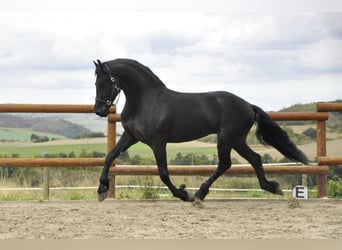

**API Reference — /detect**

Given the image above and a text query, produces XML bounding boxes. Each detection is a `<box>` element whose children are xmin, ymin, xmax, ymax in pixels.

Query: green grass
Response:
<box><xmin>0</xmin><ymin>143</ymin><xmax>106</xmax><ymax>157</ymax></box>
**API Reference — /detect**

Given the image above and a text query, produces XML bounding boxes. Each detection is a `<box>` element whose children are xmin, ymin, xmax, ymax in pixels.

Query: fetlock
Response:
<box><xmin>195</xmin><ymin>187</ymin><xmax>209</xmax><ymax>201</ymax></box>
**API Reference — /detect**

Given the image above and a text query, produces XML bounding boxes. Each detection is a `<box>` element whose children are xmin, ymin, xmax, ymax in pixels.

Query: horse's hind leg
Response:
<box><xmin>194</xmin><ymin>138</ymin><xmax>232</xmax><ymax>201</ymax></box>
<box><xmin>233</xmin><ymin>140</ymin><xmax>283</xmax><ymax>195</ymax></box>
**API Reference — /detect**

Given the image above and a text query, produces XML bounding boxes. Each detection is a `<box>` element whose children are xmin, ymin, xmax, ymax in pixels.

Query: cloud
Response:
<box><xmin>0</xmin><ymin>9</ymin><xmax>341</xmax><ymax>111</ymax></box>
<box><xmin>297</xmin><ymin>39</ymin><xmax>342</xmax><ymax>72</ymax></box>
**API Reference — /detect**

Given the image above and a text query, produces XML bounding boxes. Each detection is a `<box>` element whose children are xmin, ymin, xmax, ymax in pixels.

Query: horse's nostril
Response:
<box><xmin>95</xmin><ymin>109</ymin><xmax>109</xmax><ymax>117</ymax></box>
<box><xmin>95</xmin><ymin>109</ymin><xmax>103</xmax><ymax>116</ymax></box>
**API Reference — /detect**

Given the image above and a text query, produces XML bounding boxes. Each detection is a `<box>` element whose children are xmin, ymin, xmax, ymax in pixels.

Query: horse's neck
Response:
<box><xmin>111</xmin><ymin>61</ymin><xmax>165</xmax><ymax>110</ymax></box>
<box><xmin>123</xmin><ymin>82</ymin><xmax>162</xmax><ymax>108</ymax></box>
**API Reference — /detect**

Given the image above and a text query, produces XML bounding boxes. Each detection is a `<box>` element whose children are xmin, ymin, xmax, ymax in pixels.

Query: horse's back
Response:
<box><xmin>171</xmin><ymin>90</ymin><xmax>254</xmax><ymax>121</ymax></box>
<box><xmin>158</xmin><ymin>89</ymin><xmax>255</xmax><ymax>142</ymax></box>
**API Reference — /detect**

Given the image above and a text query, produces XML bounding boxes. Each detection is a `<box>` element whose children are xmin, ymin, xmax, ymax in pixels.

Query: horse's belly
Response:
<box><xmin>166</xmin><ymin>118</ymin><xmax>217</xmax><ymax>143</ymax></box>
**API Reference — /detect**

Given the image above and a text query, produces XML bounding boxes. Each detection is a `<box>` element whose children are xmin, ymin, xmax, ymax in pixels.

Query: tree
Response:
<box><xmin>302</xmin><ymin>127</ymin><xmax>316</xmax><ymax>139</ymax></box>
<box><xmin>116</xmin><ymin>151</ymin><xmax>130</xmax><ymax>164</ymax></box>
<box><xmin>30</xmin><ymin>133</ymin><xmax>49</xmax><ymax>143</ymax></box>
<box><xmin>262</xmin><ymin>153</ymin><xmax>274</xmax><ymax>163</ymax></box>
<box><xmin>68</xmin><ymin>151</ymin><xmax>76</xmax><ymax>158</ymax></box>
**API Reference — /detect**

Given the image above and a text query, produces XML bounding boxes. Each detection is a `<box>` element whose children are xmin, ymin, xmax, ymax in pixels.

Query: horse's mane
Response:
<box><xmin>109</xmin><ymin>58</ymin><xmax>166</xmax><ymax>88</ymax></box>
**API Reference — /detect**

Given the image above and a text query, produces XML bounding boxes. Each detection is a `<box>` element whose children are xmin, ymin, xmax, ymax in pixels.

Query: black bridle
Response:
<box><xmin>95</xmin><ymin>64</ymin><xmax>121</xmax><ymax>106</ymax></box>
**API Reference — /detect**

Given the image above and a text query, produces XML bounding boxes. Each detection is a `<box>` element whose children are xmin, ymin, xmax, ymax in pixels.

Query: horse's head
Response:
<box><xmin>93</xmin><ymin>59</ymin><xmax>121</xmax><ymax>117</ymax></box>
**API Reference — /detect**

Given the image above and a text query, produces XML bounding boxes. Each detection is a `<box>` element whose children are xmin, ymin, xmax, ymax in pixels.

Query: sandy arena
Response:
<box><xmin>0</xmin><ymin>199</ymin><xmax>341</xmax><ymax>239</ymax></box>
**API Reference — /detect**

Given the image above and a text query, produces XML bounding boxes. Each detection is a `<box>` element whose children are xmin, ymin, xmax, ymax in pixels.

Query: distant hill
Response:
<box><xmin>0</xmin><ymin>114</ymin><xmax>37</xmax><ymax>128</ymax></box>
<box><xmin>0</xmin><ymin>114</ymin><xmax>91</xmax><ymax>138</ymax></box>
<box><xmin>279</xmin><ymin>103</ymin><xmax>316</xmax><ymax>112</ymax></box>
<box><xmin>279</xmin><ymin>100</ymin><xmax>341</xmax><ymax>113</ymax></box>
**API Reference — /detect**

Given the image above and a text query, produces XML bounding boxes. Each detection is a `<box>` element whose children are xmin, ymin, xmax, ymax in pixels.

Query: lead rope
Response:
<box><xmin>114</xmin><ymin>90</ymin><xmax>121</xmax><ymax>106</ymax></box>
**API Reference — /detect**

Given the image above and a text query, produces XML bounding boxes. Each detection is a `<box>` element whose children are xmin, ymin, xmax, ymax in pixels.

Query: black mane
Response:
<box><xmin>108</xmin><ymin>58</ymin><xmax>166</xmax><ymax>88</ymax></box>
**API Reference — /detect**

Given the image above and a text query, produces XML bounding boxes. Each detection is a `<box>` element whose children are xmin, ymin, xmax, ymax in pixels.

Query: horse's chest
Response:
<box><xmin>121</xmin><ymin>117</ymin><xmax>155</xmax><ymax>143</ymax></box>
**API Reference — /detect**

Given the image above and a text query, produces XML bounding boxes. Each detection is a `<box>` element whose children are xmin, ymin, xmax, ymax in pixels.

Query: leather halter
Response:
<box><xmin>95</xmin><ymin>64</ymin><xmax>121</xmax><ymax>106</ymax></box>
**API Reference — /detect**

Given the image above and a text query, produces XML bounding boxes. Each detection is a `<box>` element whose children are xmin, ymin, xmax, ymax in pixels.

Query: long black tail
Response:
<box><xmin>252</xmin><ymin>105</ymin><xmax>309</xmax><ymax>164</ymax></box>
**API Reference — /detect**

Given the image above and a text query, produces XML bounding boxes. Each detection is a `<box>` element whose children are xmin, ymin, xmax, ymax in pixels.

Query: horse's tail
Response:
<box><xmin>252</xmin><ymin>105</ymin><xmax>309</xmax><ymax>164</ymax></box>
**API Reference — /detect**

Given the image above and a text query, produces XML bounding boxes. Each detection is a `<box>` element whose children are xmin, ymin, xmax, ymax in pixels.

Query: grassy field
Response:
<box><xmin>0</xmin><ymin>139</ymin><xmax>107</xmax><ymax>157</ymax></box>
<box><xmin>1</xmin><ymin>124</ymin><xmax>341</xmax><ymax>161</ymax></box>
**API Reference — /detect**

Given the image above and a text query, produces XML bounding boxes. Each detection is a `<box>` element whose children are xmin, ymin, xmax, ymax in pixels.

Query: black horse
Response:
<box><xmin>94</xmin><ymin>58</ymin><xmax>308</xmax><ymax>202</ymax></box>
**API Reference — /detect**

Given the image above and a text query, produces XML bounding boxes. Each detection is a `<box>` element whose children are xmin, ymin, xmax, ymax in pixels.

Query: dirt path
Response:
<box><xmin>0</xmin><ymin>199</ymin><xmax>341</xmax><ymax>239</ymax></box>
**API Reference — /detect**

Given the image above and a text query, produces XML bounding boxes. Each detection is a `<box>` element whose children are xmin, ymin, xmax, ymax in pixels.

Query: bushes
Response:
<box><xmin>169</xmin><ymin>152</ymin><xmax>239</xmax><ymax>165</ymax></box>
<box><xmin>116</xmin><ymin>151</ymin><xmax>239</xmax><ymax>166</ymax></box>
<box><xmin>31</xmin><ymin>133</ymin><xmax>49</xmax><ymax>143</ymax></box>
<box><xmin>327</xmin><ymin>166</ymin><xmax>342</xmax><ymax>197</ymax></box>
<box><xmin>170</xmin><ymin>152</ymin><xmax>211</xmax><ymax>165</ymax></box>
<box><xmin>328</xmin><ymin>180</ymin><xmax>342</xmax><ymax>198</ymax></box>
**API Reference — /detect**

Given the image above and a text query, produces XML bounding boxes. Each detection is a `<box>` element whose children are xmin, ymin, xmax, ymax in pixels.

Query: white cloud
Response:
<box><xmin>297</xmin><ymin>39</ymin><xmax>342</xmax><ymax>71</ymax></box>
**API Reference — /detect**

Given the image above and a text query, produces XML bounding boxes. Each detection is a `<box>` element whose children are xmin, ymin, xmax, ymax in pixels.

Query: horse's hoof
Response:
<box><xmin>187</xmin><ymin>192</ymin><xmax>195</xmax><ymax>202</ymax></box>
<box><xmin>276</xmin><ymin>188</ymin><xmax>284</xmax><ymax>195</ymax></box>
<box><xmin>178</xmin><ymin>185</ymin><xmax>194</xmax><ymax>202</ymax></box>
<box><xmin>194</xmin><ymin>187</ymin><xmax>209</xmax><ymax>201</ymax></box>
<box><xmin>98</xmin><ymin>191</ymin><xmax>108</xmax><ymax>202</ymax></box>
<box><xmin>179</xmin><ymin>184</ymin><xmax>186</xmax><ymax>190</ymax></box>
<box><xmin>192</xmin><ymin>197</ymin><xmax>204</xmax><ymax>209</ymax></box>
<box><xmin>269</xmin><ymin>181</ymin><xmax>283</xmax><ymax>195</ymax></box>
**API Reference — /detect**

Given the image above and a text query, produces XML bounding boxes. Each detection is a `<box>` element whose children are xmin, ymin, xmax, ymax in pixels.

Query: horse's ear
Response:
<box><xmin>93</xmin><ymin>59</ymin><xmax>102</xmax><ymax>67</ymax></box>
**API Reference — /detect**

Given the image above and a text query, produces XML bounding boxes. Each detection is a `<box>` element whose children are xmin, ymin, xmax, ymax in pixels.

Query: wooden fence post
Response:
<box><xmin>43</xmin><ymin>167</ymin><xmax>50</xmax><ymax>200</ymax></box>
<box><xmin>316</xmin><ymin>119</ymin><xmax>327</xmax><ymax>198</ymax></box>
<box><xmin>107</xmin><ymin>111</ymin><xmax>117</xmax><ymax>198</ymax></box>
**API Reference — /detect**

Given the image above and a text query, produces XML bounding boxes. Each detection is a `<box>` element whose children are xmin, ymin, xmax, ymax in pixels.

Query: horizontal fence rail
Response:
<box><xmin>0</xmin><ymin>104</ymin><xmax>114</xmax><ymax>113</ymax></box>
<box><xmin>268</xmin><ymin>112</ymin><xmax>328</xmax><ymax>121</ymax></box>
<box><xmin>109</xmin><ymin>164</ymin><xmax>329</xmax><ymax>175</ymax></box>
<box><xmin>318</xmin><ymin>157</ymin><xmax>342</xmax><ymax>165</ymax></box>
<box><xmin>1</xmin><ymin>102</ymin><xmax>341</xmax><ymax>199</ymax></box>
<box><xmin>0</xmin><ymin>104</ymin><xmax>329</xmax><ymax>121</ymax></box>
<box><xmin>317</xmin><ymin>102</ymin><xmax>342</xmax><ymax>112</ymax></box>
<box><xmin>0</xmin><ymin>159</ymin><xmax>329</xmax><ymax>175</ymax></box>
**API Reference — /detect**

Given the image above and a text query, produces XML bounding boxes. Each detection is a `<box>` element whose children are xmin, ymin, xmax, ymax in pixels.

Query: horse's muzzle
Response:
<box><xmin>94</xmin><ymin>104</ymin><xmax>109</xmax><ymax>117</ymax></box>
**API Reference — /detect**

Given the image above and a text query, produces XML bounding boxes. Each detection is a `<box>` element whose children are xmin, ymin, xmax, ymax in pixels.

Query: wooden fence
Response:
<box><xmin>0</xmin><ymin>102</ymin><xmax>341</xmax><ymax>199</ymax></box>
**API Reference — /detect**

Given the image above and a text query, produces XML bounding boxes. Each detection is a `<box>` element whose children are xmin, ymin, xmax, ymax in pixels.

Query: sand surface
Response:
<box><xmin>0</xmin><ymin>199</ymin><xmax>341</xmax><ymax>239</ymax></box>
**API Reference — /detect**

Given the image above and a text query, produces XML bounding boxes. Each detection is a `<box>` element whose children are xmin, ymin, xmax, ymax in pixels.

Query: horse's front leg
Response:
<box><xmin>98</xmin><ymin>132</ymin><xmax>137</xmax><ymax>201</ymax></box>
<box><xmin>152</xmin><ymin>142</ymin><xmax>194</xmax><ymax>202</ymax></box>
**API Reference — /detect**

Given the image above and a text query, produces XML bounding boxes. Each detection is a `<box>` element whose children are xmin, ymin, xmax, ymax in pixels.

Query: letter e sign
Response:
<box><xmin>292</xmin><ymin>185</ymin><xmax>308</xmax><ymax>199</ymax></box>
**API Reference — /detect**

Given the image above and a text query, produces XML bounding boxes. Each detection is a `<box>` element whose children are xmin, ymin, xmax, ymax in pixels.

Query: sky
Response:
<box><xmin>0</xmin><ymin>0</ymin><xmax>341</xmax><ymax>112</ymax></box>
